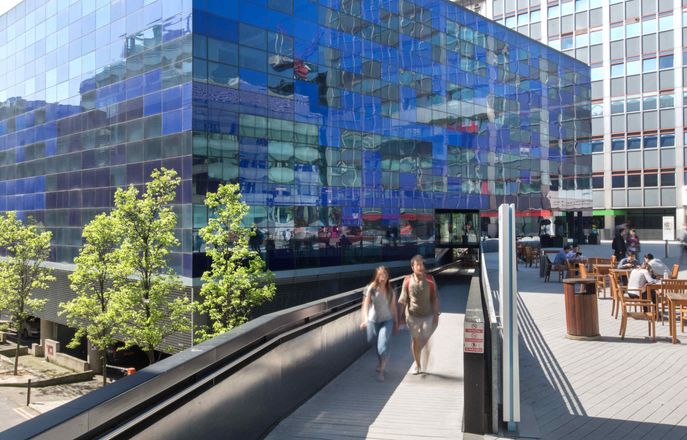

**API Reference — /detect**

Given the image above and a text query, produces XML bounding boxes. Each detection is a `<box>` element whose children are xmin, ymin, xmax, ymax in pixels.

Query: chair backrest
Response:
<box><xmin>610</xmin><ymin>255</ymin><xmax>617</xmax><ymax>266</ymax></box>
<box><xmin>578</xmin><ymin>263</ymin><xmax>588</xmax><ymax>278</ymax></box>
<box><xmin>661</xmin><ymin>279</ymin><xmax>687</xmax><ymax>296</ymax></box>
<box><xmin>609</xmin><ymin>272</ymin><xmax>624</xmax><ymax>306</ymax></box>
<box><xmin>671</xmin><ymin>263</ymin><xmax>679</xmax><ymax>279</ymax></box>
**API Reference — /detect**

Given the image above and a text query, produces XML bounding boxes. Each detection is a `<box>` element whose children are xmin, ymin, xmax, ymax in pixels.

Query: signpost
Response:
<box><xmin>499</xmin><ymin>204</ymin><xmax>520</xmax><ymax>433</ymax></box>
<box><xmin>663</xmin><ymin>216</ymin><xmax>675</xmax><ymax>258</ymax></box>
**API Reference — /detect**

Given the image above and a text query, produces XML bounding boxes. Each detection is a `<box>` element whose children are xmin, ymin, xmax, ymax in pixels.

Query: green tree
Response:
<box><xmin>60</xmin><ymin>213</ymin><xmax>124</xmax><ymax>386</ymax></box>
<box><xmin>0</xmin><ymin>212</ymin><xmax>53</xmax><ymax>375</ymax></box>
<box><xmin>195</xmin><ymin>183</ymin><xmax>275</xmax><ymax>343</ymax></box>
<box><xmin>110</xmin><ymin>168</ymin><xmax>192</xmax><ymax>364</ymax></box>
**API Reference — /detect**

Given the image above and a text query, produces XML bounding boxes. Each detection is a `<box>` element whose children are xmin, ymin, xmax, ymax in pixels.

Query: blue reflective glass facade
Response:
<box><xmin>0</xmin><ymin>0</ymin><xmax>590</xmax><ymax>278</ymax></box>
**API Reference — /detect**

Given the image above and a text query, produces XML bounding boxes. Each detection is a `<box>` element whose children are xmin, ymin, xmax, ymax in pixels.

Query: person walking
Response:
<box><xmin>398</xmin><ymin>255</ymin><xmax>440</xmax><ymax>375</ymax></box>
<box><xmin>626</xmin><ymin>229</ymin><xmax>640</xmax><ymax>254</ymax></box>
<box><xmin>612</xmin><ymin>228</ymin><xmax>627</xmax><ymax>262</ymax></box>
<box><xmin>360</xmin><ymin>266</ymin><xmax>398</xmax><ymax>381</ymax></box>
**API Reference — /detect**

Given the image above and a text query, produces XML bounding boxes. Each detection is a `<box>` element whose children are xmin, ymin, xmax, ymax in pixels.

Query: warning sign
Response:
<box><xmin>464</xmin><ymin>322</ymin><xmax>484</xmax><ymax>354</ymax></box>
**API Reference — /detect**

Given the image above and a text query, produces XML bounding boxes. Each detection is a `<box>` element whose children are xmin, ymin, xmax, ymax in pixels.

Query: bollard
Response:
<box><xmin>26</xmin><ymin>378</ymin><xmax>31</xmax><ymax>406</ymax></box>
<box><xmin>665</xmin><ymin>240</ymin><xmax>669</xmax><ymax>259</ymax></box>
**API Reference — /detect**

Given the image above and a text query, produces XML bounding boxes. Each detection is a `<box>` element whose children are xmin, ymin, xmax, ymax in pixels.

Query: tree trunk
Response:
<box><xmin>13</xmin><ymin>334</ymin><xmax>20</xmax><ymax>375</ymax></box>
<box><xmin>145</xmin><ymin>349</ymin><xmax>155</xmax><ymax>365</ymax></box>
<box><xmin>101</xmin><ymin>351</ymin><xmax>107</xmax><ymax>387</ymax></box>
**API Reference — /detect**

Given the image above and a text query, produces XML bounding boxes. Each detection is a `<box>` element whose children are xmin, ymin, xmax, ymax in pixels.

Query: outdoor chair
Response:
<box><xmin>544</xmin><ymin>258</ymin><xmax>564</xmax><ymax>282</ymax></box>
<box><xmin>610</xmin><ymin>272</ymin><xmax>656</xmax><ymax>341</ymax></box>
<box><xmin>659</xmin><ymin>279</ymin><xmax>687</xmax><ymax>328</ymax></box>
<box><xmin>610</xmin><ymin>255</ymin><xmax>617</xmax><ymax>267</ymax></box>
<box><xmin>565</xmin><ymin>260</ymin><xmax>580</xmax><ymax>278</ymax></box>
<box><xmin>671</xmin><ymin>263</ymin><xmax>680</xmax><ymax>279</ymax></box>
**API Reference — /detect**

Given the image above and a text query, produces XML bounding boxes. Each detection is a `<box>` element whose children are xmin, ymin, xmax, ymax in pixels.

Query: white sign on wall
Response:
<box><xmin>463</xmin><ymin>322</ymin><xmax>484</xmax><ymax>354</ymax></box>
<box><xmin>663</xmin><ymin>216</ymin><xmax>675</xmax><ymax>241</ymax></box>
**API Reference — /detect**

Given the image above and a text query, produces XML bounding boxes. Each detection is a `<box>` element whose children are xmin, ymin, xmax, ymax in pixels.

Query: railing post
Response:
<box><xmin>499</xmin><ymin>204</ymin><xmax>520</xmax><ymax>433</ymax></box>
<box><xmin>463</xmin><ymin>276</ymin><xmax>487</xmax><ymax>434</ymax></box>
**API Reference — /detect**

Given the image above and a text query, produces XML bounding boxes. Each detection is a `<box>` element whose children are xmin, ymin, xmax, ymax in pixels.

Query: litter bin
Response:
<box><xmin>562</xmin><ymin>277</ymin><xmax>599</xmax><ymax>340</ymax></box>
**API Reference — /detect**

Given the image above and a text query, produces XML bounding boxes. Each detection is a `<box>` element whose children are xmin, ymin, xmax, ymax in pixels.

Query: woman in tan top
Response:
<box><xmin>399</xmin><ymin>255</ymin><xmax>440</xmax><ymax>375</ymax></box>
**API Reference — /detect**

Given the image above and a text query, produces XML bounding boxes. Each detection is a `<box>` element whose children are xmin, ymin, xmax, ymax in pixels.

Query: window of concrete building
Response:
<box><xmin>659</xmin><ymin>94</ymin><xmax>674</xmax><ymax>108</ymax></box>
<box><xmin>562</xmin><ymin>1</ymin><xmax>574</xmax><ymax>15</ymax></box>
<box><xmin>613</xmin><ymin>190</ymin><xmax>626</xmax><ymax>207</ymax></box>
<box><xmin>644</xmin><ymin>151</ymin><xmax>658</xmax><ymax>169</ymax></box>
<box><xmin>494</xmin><ymin>0</ymin><xmax>504</xmax><ymax>15</ymax></box>
<box><xmin>575</xmin><ymin>12</ymin><xmax>587</xmax><ymax>32</ymax></box>
<box><xmin>642</xmin><ymin>0</ymin><xmax>657</xmax><ymax>15</ymax></box>
<box><xmin>611</xmin><ymin>100</ymin><xmax>624</xmax><ymax>114</ymax></box>
<box><xmin>612</xmin><ymin>152</ymin><xmax>626</xmax><ymax>170</ymax></box>
<box><xmin>661</xmin><ymin>172</ymin><xmax>675</xmax><ymax>186</ymax></box>
<box><xmin>644</xmin><ymin>57</ymin><xmax>657</xmax><ymax>71</ymax></box>
<box><xmin>611</xmin><ymin>63</ymin><xmax>624</xmax><ymax>77</ymax></box>
<box><xmin>626</xmin><ymin>38</ymin><xmax>641</xmax><ymax>59</ymax></box>
<box><xmin>661</xmin><ymin>188</ymin><xmax>676</xmax><ymax>205</ymax></box>
<box><xmin>659</xmin><ymin>54</ymin><xmax>673</xmax><ymax>69</ymax></box>
<box><xmin>626</xmin><ymin>0</ymin><xmax>640</xmax><ymax>18</ymax></box>
<box><xmin>659</xmin><ymin>70</ymin><xmax>674</xmax><ymax>89</ymax></box>
<box><xmin>592</xmin><ymin>174</ymin><xmax>604</xmax><ymax>188</ymax></box>
<box><xmin>592</xmin><ymin>81</ymin><xmax>604</xmax><ymax>100</ymax></box>
<box><xmin>531</xmin><ymin>23</ymin><xmax>541</xmax><ymax>40</ymax></box>
<box><xmin>645</xmin><ymin>188</ymin><xmax>660</xmax><ymax>205</ymax></box>
<box><xmin>643</xmin><ymin>73</ymin><xmax>657</xmax><ymax>92</ymax></box>
<box><xmin>548</xmin><ymin>18</ymin><xmax>559</xmax><ymax>37</ymax></box>
<box><xmin>518</xmin><ymin>13</ymin><xmax>528</xmax><ymax>26</ymax></box>
<box><xmin>626</xmin><ymin>76</ymin><xmax>641</xmax><ymax>96</ymax></box>
<box><xmin>628</xmin><ymin>189</ymin><xmax>643</xmax><ymax>206</ymax></box>
<box><xmin>645</xmin><ymin>136</ymin><xmax>658</xmax><ymax>149</ymax></box>
<box><xmin>590</xmin><ymin>44</ymin><xmax>603</xmax><ymax>64</ymax></box>
<box><xmin>518</xmin><ymin>25</ymin><xmax>529</xmax><ymax>35</ymax></box>
<box><xmin>644</xmin><ymin>173</ymin><xmax>658</xmax><ymax>186</ymax></box>
<box><xmin>592</xmin><ymin>190</ymin><xmax>605</xmax><ymax>207</ymax></box>
<box><xmin>561</xmin><ymin>15</ymin><xmax>574</xmax><ymax>34</ymax></box>
<box><xmin>505</xmin><ymin>0</ymin><xmax>516</xmax><ymax>14</ymax></box>
<box><xmin>592</xmin><ymin>156</ymin><xmax>605</xmax><ymax>172</ymax></box>
<box><xmin>658</xmin><ymin>0</ymin><xmax>673</xmax><ymax>13</ymax></box>
<box><xmin>611</xmin><ymin>26</ymin><xmax>624</xmax><ymax>41</ymax></box>
<box><xmin>643</xmin><ymin>34</ymin><xmax>657</xmax><ymax>53</ymax></box>
<box><xmin>612</xmin><ymin>115</ymin><xmax>626</xmax><ymax>132</ymax></box>
<box><xmin>589</xmin><ymin>8</ymin><xmax>602</xmax><ymax>28</ymax></box>
<box><xmin>628</xmin><ymin>174</ymin><xmax>642</xmax><ymax>187</ymax></box>
<box><xmin>628</xmin><ymin>137</ymin><xmax>642</xmax><ymax>150</ymax></box>
<box><xmin>562</xmin><ymin>36</ymin><xmax>574</xmax><ymax>50</ymax></box>
<box><xmin>590</xmin><ymin>30</ymin><xmax>602</xmax><ymax>44</ymax></box>
<box><xmin>612</xmin><ymin>174</ymin><xmax>625</xmax><ymax>188</ymax></box>
<box><xmin>627</xmin><ymin>97</ymin><xmax>641</xmax><ymax>112</ymax></box>
<box><xmin>577</xmin><ymin>33</ymin><xmax>589</xmax><ymax>47</ymax></box>
<box><xmin>612</xmin><ymin>78</ymin><xmax>625</xmax><ymax>96</ymax></box>
<box><xmin>611</xmin><ymin>41</ymin><xmax>624</xmax><ymax>60</ymax></box>
<box><xmin>592</xmin><ymin>117</ymin><xmax>604</xmax><ymax>135</ymax></box>
<box><xmin>660</xmin><ymin>109</ymin><xmax>674</xmax><ymax>129</ymax></box>
<box><xmin>626</xmin><ymin>113</ymin><xmax>642</xmax><ymax>131</ymax></box>
<box><xmin>612</xmin><ymin>138</ymin><xmax>626</xmax><ymax>151</ymax></box>
<box><xmin>644</xmin><ymin>95</ymin><xmax>657</xmax><ymax>109</ymax></box>
<box><xmin>610</xmin><ymin>3</ymin><xmax>624</xmax><ymax>22</ymax></box>
<box><xmin>531</xmin><ymin>10</ymin><xmax>541</xmax><ymax>22</ymax></box>
<box><xmin>575</xmin><ymin>49</ymin><xmax>588</xmax><ymax>63</ymax></box>
<box><xmin>659</xmin><ymin>31</ymin><xmax>674</xmax><ymax>51</ymax></box>
<box><xmin>643</xmin><ymin>111</ymin><xmax>658</xmax><ymax>130</ymax></box>
<box><xmin>548</xmin><ymin>4</ymin><xmax>559</xmax><ymax>17</ymax></box>
<box><xmin>591</xmin><ymin>103</ymin><xmax>603</xmax><ymax>117</ymax></box>
<box><xmin>660</xmin><ymin>134</ymin><xmax>675</xmax><ymax>147</ymax></box>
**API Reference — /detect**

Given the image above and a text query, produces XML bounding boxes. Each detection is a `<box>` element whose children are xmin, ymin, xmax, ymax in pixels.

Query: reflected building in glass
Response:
<box><xmin>0</xmin><ymin>0</ymin><xmax>590</xmax><ymax>345</ymax></box>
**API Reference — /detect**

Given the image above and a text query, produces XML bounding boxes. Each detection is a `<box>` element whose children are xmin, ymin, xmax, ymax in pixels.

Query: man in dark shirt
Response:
<box><xmin>612</xmin><ymin>228</ymin><xmax>627</xmax><ymax>262</ymax></box>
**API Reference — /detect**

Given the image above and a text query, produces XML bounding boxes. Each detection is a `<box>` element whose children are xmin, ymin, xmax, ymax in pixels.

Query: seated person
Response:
<box><xmin>644</xmin><ymin>253</ymin><xmax>669</xmax><ymax>278</ymax></box>
<box><xmin>553</xmin><ymin>245</ymin><xmax>571</xmax><ymax>266</ymax></box>
<box><xmin>617</xmin><ymin>252</ymin><xmax>640</xmax><ymax>269</ymax></box>
<box><xmin>566</xmin><ymin>245</ymin><xmax>586</xmax><ymax>264</ymax></box>
<box><xmin>627</xmin><ymin>262</ymin><xmax>658</xmax><ymax>302</ymax></box>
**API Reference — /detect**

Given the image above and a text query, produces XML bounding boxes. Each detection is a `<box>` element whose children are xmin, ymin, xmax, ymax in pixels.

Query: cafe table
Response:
<box><xmin>666</xmin><ymin>291</ymin><xmax>687</xmax><ymax>344</ymax></box>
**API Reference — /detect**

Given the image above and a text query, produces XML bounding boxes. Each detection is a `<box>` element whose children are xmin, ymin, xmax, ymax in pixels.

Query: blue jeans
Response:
<box><xmin>367</xmin><ymin>319</ymin><xmax>393</xmax><ymax>359</ymax></box>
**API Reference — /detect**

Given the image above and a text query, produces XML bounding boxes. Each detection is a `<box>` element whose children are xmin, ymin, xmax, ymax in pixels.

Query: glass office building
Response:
<box><xmin>480</xmin><ymin>0</ymin><xmax>687</xmax><ymax>239</ymax></box>
<box><xmin>0</xmin><ymin>0</ymin><xmax>591</xmax><ymax>279</ymax></box>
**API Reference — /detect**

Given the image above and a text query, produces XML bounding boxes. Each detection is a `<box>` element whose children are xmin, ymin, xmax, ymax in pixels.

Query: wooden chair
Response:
<box><xmin>610</xmin><ymin>272</ymin><xmax>657</xmax><ymax>341</ymax></box>
<box><xmin>658</xmin><ymin>279</ymin><xmax>687</xmax><ymax>328</ymax></box>
<box><xmin>671</xmin><ymin>263</ymin><xmax>679</xmax><ymax>279</ymax></box>
<box><xmin>610</xmin><ymin>255</ymin><xmax>617</xmax><ymax>267</ymax></box>
<box><xmin>565</xmin><ymin>260</ymin><xmax>580</xmax><ymax>278</ymax></box>
<box><xmin>545</xmin><ymin>259</ymin><xmax>564</xmax><ymax>282</ymax></box>
<box><xmin>578</xmin><ymin>263</ymin><xmax>592</xmax><ymax>279</ymax></box>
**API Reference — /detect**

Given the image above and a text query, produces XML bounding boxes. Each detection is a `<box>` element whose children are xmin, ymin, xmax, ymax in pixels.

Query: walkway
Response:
<box><xmin>486</xmin><ymin>245</ymin><xmax>687</xmax><ymax>440</ymax></box>
<box><xmin>266</xmin><ymin>271</ymin><xmax>468</xmax><ymax>440</ymax></box>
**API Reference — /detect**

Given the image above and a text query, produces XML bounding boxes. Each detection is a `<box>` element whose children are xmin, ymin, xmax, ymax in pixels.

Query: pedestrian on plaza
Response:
<box><xmin>399</xmin><ymin>255</ymin><xmax>440</xmax><ymax>375</ymax></box>
<box><xmin>626</xmin><ymin>229</ymin><xmax>641</xmax><ymax>254</ymax></box>
<box><xmin>360</xmin><ymin>266</ymin><xmax>398</xmax><ymax>381</ymax></box>
<box><xmin>612</xmin><ymin>228</ymin><xmax>627</xmax><ymax>262</ymax></box>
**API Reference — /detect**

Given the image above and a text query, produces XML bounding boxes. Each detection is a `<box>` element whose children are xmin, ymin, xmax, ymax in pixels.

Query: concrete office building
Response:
<box><xmin>468</xmin><ymin>0</ymin><xmax>687</xmax><ymax>239</ymax></box>
<box><xmin>0</xmin><ymin>0</ymin><xmax>590</xmax><ymax>352</ymax></box>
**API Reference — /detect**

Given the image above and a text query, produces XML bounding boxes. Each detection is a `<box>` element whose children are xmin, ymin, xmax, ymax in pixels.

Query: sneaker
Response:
<box><xmin>412</xmin><ymin>365</ymin><xmax>422</xmax><ymax>375</ymax></box>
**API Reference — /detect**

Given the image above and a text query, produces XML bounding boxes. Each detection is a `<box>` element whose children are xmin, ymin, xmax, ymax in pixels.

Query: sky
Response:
<box><xmin>0</xmin><ymin>0</ymin><xmax>22</xmax><ymax>16</ymax></box>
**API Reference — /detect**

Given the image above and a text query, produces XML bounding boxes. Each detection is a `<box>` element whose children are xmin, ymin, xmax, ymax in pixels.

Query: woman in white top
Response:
<box><xmin>360</xmin><ymin>266</ymin><xmax>398</xmax><ymax>381</ymax></box>
<box><xmin>627</xmin><ymin>262</ymin><xmax>657</xmax><ymax>298</ymax></box>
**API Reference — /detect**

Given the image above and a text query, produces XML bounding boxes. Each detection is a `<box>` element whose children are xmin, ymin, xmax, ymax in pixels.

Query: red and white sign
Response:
<box><xmin>464</xmin><ymin>322</ymin><xmax>484</xmax><ymax>354</ymax></box>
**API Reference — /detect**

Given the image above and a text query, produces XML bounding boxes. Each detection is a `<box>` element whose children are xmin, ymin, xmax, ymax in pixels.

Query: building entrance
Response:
<box><xmin>435</xmin><ymin>210</ymin><xmax>480</xmax><ymax>248</ymax></box>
